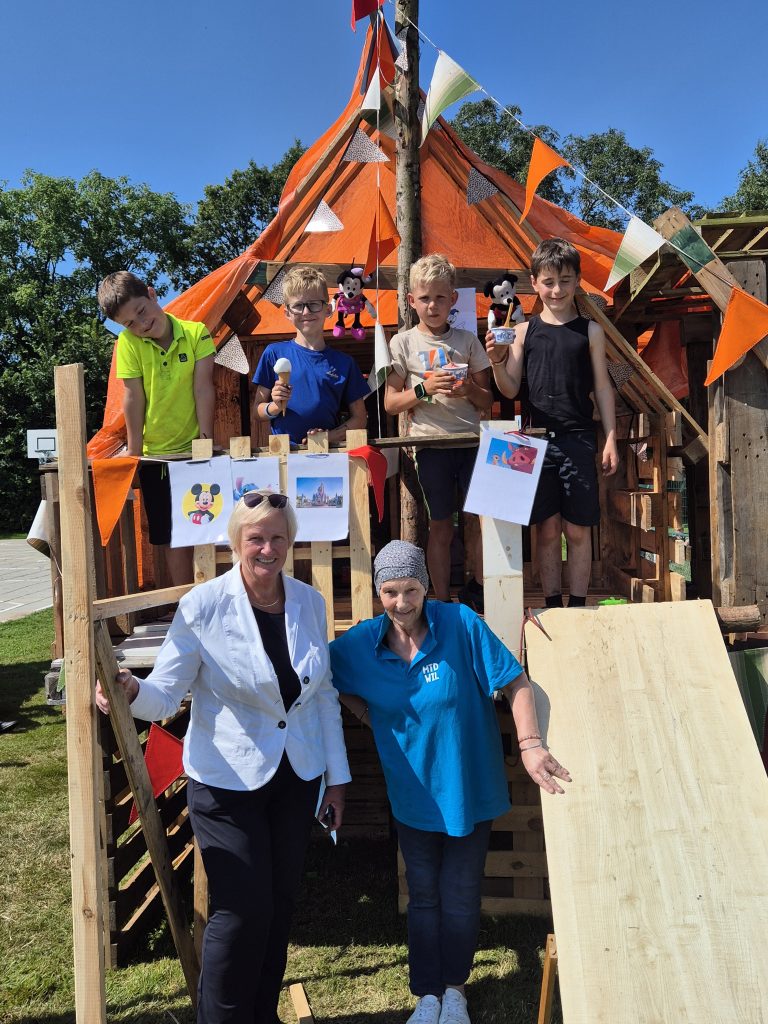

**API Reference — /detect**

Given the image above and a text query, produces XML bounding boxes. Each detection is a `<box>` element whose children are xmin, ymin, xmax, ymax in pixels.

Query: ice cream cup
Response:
<box><xmin>444</xmin><ymin>362</ymin><xmax>469</xmax><ymax>381</ymax></box>
<box><xmin>490</xmin><ymin>326</ymin><xmax>516</xmax><ymax>346</ymax></box>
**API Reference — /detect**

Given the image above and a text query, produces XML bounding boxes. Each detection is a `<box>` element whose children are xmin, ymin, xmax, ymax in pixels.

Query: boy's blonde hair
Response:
<box><xmin>97</xmin><ymin>271</ymin><xmax>150</xmax><ymax>320</ymax></box>
<box><xmin>282</xmin><ymin>266</ymin><xmax>329</xmax><ymax>304</ymax></box>
<box><xmin>409</xmin><ymin>253</ymin><xmax>456</xmax><ymax>291</ymax></box>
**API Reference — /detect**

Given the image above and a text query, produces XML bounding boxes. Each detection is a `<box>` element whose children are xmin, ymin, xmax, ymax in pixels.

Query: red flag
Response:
<box><xmin>351</xmin><ymin>0</ymin><xmax>383</xmax><ymax>30</ymax></box>
<box><xmin>705</xmin><ymin>286</ymin><xmax>768</xmax><ymax>385</ymax></box>
<box><xmin>364</xmin><ymin>190</ymin><xmax>400</xmax><ymax>276</ymax></box>
<box><xmin>349</xmin><ymin>445</ymin><xmax>387</xmax><ymax>522</ymax></box>
<box><xmin>521</xmin><ymin>138</ymin><xmax>569</xmax><ymax>222</ymax></box>
<box><xmin>128</xmin><ymin>723</ymin><xmax>184</xmax><ymax>826</ymax></box>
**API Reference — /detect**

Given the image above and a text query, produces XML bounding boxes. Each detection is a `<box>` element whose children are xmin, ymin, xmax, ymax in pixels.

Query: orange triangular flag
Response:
<box><xmin>521</xmin><ymin>138</ymin><xmax>569</xmax><ymax>222</ymax></box>
<box><xmin>92</xmin><ymin>456</ymin><xmax>139</xmax><ymax>547</ymax></box>
<box><xmin>705</xmin><ymin>287</ymin><xmax>768</xmax><ymax>385</ymax></box>
<box><xmin>364</xmin><ymin>190</ymin><xmax>400</xmax><ymax>276</ymax></box>
<box><xmin>128</xmin><ymin>724</ymin><xmax>184</xmax><ymax>825</ymax></box>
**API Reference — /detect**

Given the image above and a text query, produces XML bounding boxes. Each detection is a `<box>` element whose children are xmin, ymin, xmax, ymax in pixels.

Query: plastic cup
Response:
<box><xmin>490</xmin><ymin>326</ymin><xmax>516</xmax><ymax>345</ymax></box>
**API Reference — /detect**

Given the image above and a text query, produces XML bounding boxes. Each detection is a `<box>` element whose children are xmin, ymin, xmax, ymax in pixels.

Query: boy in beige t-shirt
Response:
<box><xmin>385</xmin><ymin>254</ymin><xmax>492</xmax><ymax>606</ymax></box>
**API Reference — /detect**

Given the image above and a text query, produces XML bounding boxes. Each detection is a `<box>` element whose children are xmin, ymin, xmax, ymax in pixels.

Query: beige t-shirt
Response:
<box><xmin>388</xmin><ymin>325</ymin><xmax>490</xmax><ymax>448</ymax></box>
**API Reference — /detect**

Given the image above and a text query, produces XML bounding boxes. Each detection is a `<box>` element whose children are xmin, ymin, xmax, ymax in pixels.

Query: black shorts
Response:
<box><xmin>530</xmin><ymin>431</ymin><xmax>600</xmax><ymax>527</ymax></box>
<box><xmin>138</xmin><ymin>461</ymin><xmax>172</xmax><ymax>545</ymax></box>
<box><xmin>415</xmin><ymin>446</ymin><xmax>477</xmax><ymax>521</ymax></box>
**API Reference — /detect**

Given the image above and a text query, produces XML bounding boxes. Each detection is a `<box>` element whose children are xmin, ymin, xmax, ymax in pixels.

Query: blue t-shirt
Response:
<box><xmin>330</xmin><ymin>601</ymin><xmax>523</xmax><ymax>836</ymax></box>
<box><xmin>253</xmin><ymin>339</ymin><xmax>369</xmax><ymax>446</ymax></box>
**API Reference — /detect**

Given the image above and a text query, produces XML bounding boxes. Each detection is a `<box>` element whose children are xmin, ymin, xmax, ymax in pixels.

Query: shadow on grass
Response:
<box><xmin>0</xmin><ymin>658</ymin><xmax>53</xmax><ymax>730</ymax></box>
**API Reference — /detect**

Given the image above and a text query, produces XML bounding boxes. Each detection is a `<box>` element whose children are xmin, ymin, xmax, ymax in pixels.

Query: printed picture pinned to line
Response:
<box><xmin>168</xmin><ymin>455</ymin><xmax>234</xmax><ymax>547</ymax></box>
<box><xmin>486</xmin><ymin>436</ymin><xmax>538</xmax><ymax>475</ymax></box>
<box><xmin>464</xmin><ymin>427</ymin><xmax>548</xmax><ymax>526</ymax></box>
<box><xmin>287</xmin><ymin>453</ymin><xmax>350</xmax><ymax>541</ymax></box>
<box><xmin>231</xmin><ymin>456</ymin><xmax>281</xmax><ymax>502</ymax></box>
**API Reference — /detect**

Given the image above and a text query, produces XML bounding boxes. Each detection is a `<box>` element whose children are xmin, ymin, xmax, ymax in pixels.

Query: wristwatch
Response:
<box><xmin>414</xmin><ymin>381</ymin><xmax>431</xmax><ymax>402</ymax></box>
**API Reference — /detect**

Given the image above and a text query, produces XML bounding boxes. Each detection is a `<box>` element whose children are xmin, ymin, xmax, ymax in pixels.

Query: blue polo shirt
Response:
<box><xmin>330</xmin><ymin>601</ymin><xmax>522</xmax><ymax>836</ymax></box>
<box><xmin>253</xmin><ymin>339</ymin><xmax>369</xmax><ymax>446</ymax></box>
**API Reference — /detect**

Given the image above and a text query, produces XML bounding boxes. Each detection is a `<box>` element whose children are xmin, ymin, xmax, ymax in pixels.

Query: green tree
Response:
<box><xmin>561</xmin><ymin>128</ymin><xmax>696</xmax><ymax>230</ymax></box>
<box><xmin>187</xmin><ymin>141</ymin><xmax>306</xmax><ymax>280</ymax></box>
<box><xmin>721</xmin><ymin>140</ymin><xmax>768</xmax><ymax>211</ymax></box>
<box><xmin>0</xmin><ymin>171</ymin><xmax>191</xmax><ymax>530</ymax></box>
<box><xmin>451</xmin><ymin>99</ymin><xmax>569</xmax><ymax>207</ymax></box>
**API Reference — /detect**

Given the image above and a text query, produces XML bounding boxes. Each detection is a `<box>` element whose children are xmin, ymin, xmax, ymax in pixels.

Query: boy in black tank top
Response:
<box><xmin>485</xmin><ymin>238</ymin><xmax>618</xmax><ymax>607</ymax></box>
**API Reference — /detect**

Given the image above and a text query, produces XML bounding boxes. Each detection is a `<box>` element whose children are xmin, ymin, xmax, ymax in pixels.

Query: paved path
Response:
<box><xmin>0</xmin><ymin>539</ymin><xmax>53</xmax><ymax>622</ymax></box>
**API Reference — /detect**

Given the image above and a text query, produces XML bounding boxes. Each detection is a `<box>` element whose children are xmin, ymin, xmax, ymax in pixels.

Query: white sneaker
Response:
<box><xmin>439</xmin><ymin>988</ymin><xmax>470</xmax><ymax>1024</ymax></box>
<box><xmin>406</xmin><ymin>994</ymin><xmax>442</xmax><ymax>1024</ymax></box>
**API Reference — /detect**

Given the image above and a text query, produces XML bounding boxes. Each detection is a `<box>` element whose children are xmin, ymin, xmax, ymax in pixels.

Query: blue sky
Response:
<box><xmin>1</xmin><ymin>0</ymin><xmax>765</xmax><ymax>214</ymax></box>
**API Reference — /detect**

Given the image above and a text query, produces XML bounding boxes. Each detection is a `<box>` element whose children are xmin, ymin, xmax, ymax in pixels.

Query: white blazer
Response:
<box><xmin>130</xmin><ymin>566</ymin><xmax>351</xmax><ymax>791</ymax></box>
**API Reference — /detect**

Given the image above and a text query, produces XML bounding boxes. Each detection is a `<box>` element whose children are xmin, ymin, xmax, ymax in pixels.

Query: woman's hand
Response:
<box><xmin>95</xmin><ymin>669</ymin><xmax>140</xmax><ymax>715</ymax></box>
<box><xmin>317</xmin><ymin>783</ymin><xmax>346</xmax><ymax>830</ymax></box>
<box><xmin>520</xmin><ymin>746</ymin><xmax>571</xmax><ymax>795</ymax></box>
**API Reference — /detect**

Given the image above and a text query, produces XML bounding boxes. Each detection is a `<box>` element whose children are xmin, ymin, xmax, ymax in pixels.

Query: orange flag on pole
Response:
<box><xmin>364</xmin><ymin>190</ymin><xmax>400</xmax><ymax>276</ymax></box>
<box><xmin>92</xmin><ymin>456</ymin><xmax>139</xmax><ymax>547</ymax></box>
<box><xmin>521</xmin><ymin>138</ymin><xmax>569</xmax><ymax>222</ymax></box>
<box><xmin>705</xmin><ymin>286</ymin><xmax>768</xmax><ymax>385</ymax></box>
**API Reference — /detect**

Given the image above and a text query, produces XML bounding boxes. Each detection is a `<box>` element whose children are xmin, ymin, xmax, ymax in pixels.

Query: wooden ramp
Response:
<box><xmin>525</xmin><ymin>601</ymin><xmax>768</xmax><ymax>1024</ymax></box>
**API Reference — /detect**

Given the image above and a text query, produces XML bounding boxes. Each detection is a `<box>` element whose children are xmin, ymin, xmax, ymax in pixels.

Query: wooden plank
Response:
<box><xmin>606</xmin><ymin>490</ymin><xmax>660</xmax><ymax>531</ymax></box>
<box><xmin>116</xmin><ymin>498</ymin><xmax>139</xmax><ymax>636</ymax></box>
<box><xmin>43</xmin><ymin>469</ymin><xmax>65</xmax><ymax>659</ymax></box>
<box><xmin>191</xmin><ymin>439</ymin><xmax>217</xmax><ymax>585</ymax></box>
<box><xmin>397</xmin><ymin>894</ymin><xmax>552</xmax><ymax>917</ymax></box>
<box><xmin>525</xmin><ymin>602</ymin><xmax>768</xmax><ymax>1022</ymax></box>
<box><xmin>607</xmin><ymin>565</ymin><xmax>657</xmax><ymax>603</ymax></box>
<box><xmin>54</xmin><ymin>363</ymin><xmax>107</xmax><ymax>1024</ymax></box>
<box><xmin>93</xmin><ymin>584</ymin><xmax>194</xmax><ymax>621</ymax></box>
<box><xmin>257</xmin><ymin>261</ymin><xmax>534</xmax><ymax>294</ymax></box>
<box><xmin>537</xmin><ymin>934</ymin><xmax>558</xmax><ymax>1024</ymax></box>
<box><xmin>269</xmin><ymin>434</ymin><xmax>293</xmax><ymax>576</ymax></box>
<box><xmin>289</xmin><ymin>982</ymin><xmax>316</xmax><ymax>1024</ymax></box>
<box><xmin>346</xmin><ymin>428</ymin><xmax>374</xmax><ymax>625</ymax></box>
<box><xmin>307</xmin><ymin>432</ymin><xmax>334</xmax><ymax>638</ymax></box>
<box><xmin>93</xmin><ymin>622</ymin><xmax>199</xmax><ymax>1005</ymax></box>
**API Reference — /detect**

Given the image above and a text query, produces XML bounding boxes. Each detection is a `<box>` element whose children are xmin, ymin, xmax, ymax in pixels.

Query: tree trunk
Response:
<box><xmin>394</xmin><ymin>0</ymin><xmax>423</xmax><ymax>545</ymax></box>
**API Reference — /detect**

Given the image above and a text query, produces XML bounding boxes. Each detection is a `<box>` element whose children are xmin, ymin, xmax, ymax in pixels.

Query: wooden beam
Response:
<box><xmin>307</xmin><ymin>432</ymin><xmax>334</xmax><ymax>638</ymax></box>
<box><xmin>93</xmin><ymin>584</ymin><xmax>194</xmax><ymax>620</ymax></box>
<box><xmin>606</xmin><ymin>490</ymin><xmax>660</xmax><ymax>532</ymax></box>
<box><xmin>537</xmin><ymin>934</ymin><xmax>559</xmax><ymax>1024</ymax></box>
<box><xmin>346</xmin><ymin>428</ymin><xmax>374</xmax><ymax>624</ymax></box>
<box><xmin>289</xmin><ymin>983</ymin><xmax>316</xmax><ymax>1024</ymax></box>
<box><xmin>254</xmin><ymin>261</ymin><xmax>534</xmax><ymax>294</ymax></box>
<box><xmin>93</xmin><ymin>623</ymin><xmax>199</xmax><ymax>1005</ymax></box>
<box><xmin>714</xmin><ymin>605</ymin><xmax>762</xmax><ymax>633</ymax></box>
<box><xmin>54</xmin><ymin>364</ymin><xmax>107</xmax><ymax>1024</ymax></box>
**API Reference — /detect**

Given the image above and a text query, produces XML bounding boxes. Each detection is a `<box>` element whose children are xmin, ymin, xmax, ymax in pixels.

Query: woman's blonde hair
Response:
<box><xmin>228</xmin><ymin>491</ymin><xmax>298</xmax><ymax>553</ymax></box>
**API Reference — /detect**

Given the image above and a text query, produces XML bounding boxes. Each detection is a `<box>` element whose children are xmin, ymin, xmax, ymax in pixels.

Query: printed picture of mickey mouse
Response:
<box><xmin>486</xmin><ymin>437</ymin><xmax>538</xmax><ymax>475</ymax></box>
<box><xmin>186</xmin><ymin>482</ymin><xmax>221</xmax><ymax>524</ymax></box>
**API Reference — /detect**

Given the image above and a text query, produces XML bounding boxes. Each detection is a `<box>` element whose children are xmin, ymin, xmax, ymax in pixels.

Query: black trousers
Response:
<box><xmin>187</xmin><ymin>756</ymin><xmax>321</xmax><ymax>1024</ymax></box>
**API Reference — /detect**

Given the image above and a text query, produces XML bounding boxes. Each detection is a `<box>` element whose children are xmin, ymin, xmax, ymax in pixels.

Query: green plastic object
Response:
<box><xmin>598</xmin><ymin>597</ymin><xmax>628</xmax><ymax>606</ymax></box>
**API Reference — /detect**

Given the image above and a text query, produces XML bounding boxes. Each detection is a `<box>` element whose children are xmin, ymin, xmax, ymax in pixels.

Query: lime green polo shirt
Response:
<box><xmin>116</xmin><ymin>313</ymin><xmax>216</xmax><ymax>456</ymax></box>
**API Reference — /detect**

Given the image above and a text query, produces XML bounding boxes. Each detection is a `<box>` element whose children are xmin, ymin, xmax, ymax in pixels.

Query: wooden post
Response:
<box><xmin>537</xmin><ymin>934</ymin><xmax>558</xmax><ymax>1024</ymax></box>
<box><xmin>54</xmin><ymin>363</ymin><xmax>107</xmax><ymax>1024</ymax></box>
<box><xmin>347</xmin><ymin>428</ymin><xmax>375</xmax><ymax>625</ymax></box>
<box><xmin>394</xmin><ymin>0</ymin><xmax>423</xmax><ymax>545</ymax></box>
<box><xmin>269</xmin><ymin>434</ymin><xmax>293</xmax><ymax>575</ymax></box>
<box><xmin>307</xmin><ymin>432</ymin><xmax>334</xmax><ymax>638</ymax></box>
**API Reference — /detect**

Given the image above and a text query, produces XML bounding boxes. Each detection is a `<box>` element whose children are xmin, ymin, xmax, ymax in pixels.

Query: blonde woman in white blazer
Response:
<box><xmin>97</xmin><ymin>491</ymin><xmax>350</xmax><ymax>1024</ymax></box>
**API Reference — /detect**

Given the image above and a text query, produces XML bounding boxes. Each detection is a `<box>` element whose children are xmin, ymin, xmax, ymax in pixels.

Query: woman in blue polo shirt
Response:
<box><xmin>330</xmin><ymin>541</ymin><xmax>570</xmax><ymax>1024</ymax></box>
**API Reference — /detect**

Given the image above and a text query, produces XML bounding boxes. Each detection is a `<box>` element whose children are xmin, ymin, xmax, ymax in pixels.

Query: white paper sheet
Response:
<box><xmin>447</xmin><ymin>287</ymin><xmax>478</xmax><ymax>334</ymax></box>
<box><xmin>464</xmin><ymin>426</ymin><xmax>548</xmax><ymax>526</ymax></box>
<box><xmin>168</xmin><ymin>456</ymin><xmax>235</xmax><ymax>548</ymax></box>
<box><xmin>231</xmin><ymin>456</ymin><xmax>281</xmax><ymax>503</ymax></box>
<box><xmin>287</xmin><ymin>453</ymin><xmax>350</xmax><ymax>542</ymax></box>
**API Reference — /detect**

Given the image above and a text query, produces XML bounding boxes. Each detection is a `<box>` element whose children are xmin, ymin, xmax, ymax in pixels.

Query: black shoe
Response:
<box><xmin>458</xmin><ymin>580</ymin><xmax>484</xmax><ymax>614</ymax></box>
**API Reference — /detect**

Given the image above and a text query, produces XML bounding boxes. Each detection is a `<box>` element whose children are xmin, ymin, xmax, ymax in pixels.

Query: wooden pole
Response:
<box><xmin>394</xmin><ymin>0</ymin><xmax>423</xmax><ymax>545</ymax></box>
<box><xmin>54</xmin><ymin>363</ymin><xmax>107</xmax><ymax>1024</ymax></box>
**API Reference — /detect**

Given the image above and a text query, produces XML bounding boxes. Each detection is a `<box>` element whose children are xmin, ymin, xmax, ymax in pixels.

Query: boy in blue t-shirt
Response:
<box><xmin>253</xmin><ymin>267</ymin><xmax>369</xmax><ymax>446</ymax></box>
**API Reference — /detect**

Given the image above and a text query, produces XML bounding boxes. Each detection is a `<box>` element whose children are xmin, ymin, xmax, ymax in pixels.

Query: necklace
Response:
<box><xmin>251</xmin><ymin>593</ymin><xmax>282</xmax><ymax>609</ymax></box>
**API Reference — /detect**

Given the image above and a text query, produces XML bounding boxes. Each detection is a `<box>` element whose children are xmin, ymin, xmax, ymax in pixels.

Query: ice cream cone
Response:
<box><xmin>273</xmin><ymin>357</ymin><xmax>292</xmax><ymax>415</ymax></box>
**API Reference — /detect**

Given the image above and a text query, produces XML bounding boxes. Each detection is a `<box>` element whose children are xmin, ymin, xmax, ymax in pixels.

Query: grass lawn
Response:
<box><xmin>0</xmin><ymin>612</ymin><xmax>560</xmax><ymax>1024</ymax></box>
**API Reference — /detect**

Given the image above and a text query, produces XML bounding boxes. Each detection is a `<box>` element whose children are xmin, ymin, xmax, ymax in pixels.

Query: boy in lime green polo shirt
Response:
<box><xmin>98</xmin><ymin>271</ymin><xmax>216</xmax><ymax>586</ymax></box>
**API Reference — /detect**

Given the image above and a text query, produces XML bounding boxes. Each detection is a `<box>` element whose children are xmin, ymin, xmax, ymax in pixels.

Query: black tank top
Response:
<box><xmin>523</xmin><ymin>315</ymin><xmax>595</xmax><ymax>432</ymax></box>
<box><xmin>252</xmin><ymin>607</ymin><xmax>301</xmax><ymax>711</ymax></box>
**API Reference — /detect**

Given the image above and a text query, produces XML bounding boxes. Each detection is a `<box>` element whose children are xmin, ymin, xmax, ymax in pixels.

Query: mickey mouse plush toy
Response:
<box><xmin>331</xmin><ymin>267</ymin><xmax>376</xmax><ymax>340</ymax></box>
<box><xmin>484</xmin><ymin>272</ymin><xmax>526</xmax><ymax>329</ymax></box>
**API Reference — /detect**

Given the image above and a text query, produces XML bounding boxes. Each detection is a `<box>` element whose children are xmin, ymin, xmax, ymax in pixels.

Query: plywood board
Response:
<box><xmin>525</xmin><ymin>601</ymin><xmax>768</xmax><ymax>1024</ymax></box>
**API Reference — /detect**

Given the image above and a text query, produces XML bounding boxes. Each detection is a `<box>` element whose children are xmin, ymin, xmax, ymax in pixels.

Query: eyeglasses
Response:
<box><xmin>242</xmin><ymin>492</ymin><xmax>289</xmax><ymax>509</ymax></box>
<box><xmin>285</xmin><ymin>300</ymin><xmax>327</xmax><ymax>314</ymax></box>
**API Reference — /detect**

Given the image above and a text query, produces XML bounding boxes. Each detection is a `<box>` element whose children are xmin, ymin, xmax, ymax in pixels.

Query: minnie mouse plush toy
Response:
<box><xmin>331</xmin><ymin>267</ymin><xmax>376</xmax><ymax>340</ymax></box>
<box><xmin>484</xmin><ymin>272</ymin><xmax>526</xmax><ymax>329</ymax></box>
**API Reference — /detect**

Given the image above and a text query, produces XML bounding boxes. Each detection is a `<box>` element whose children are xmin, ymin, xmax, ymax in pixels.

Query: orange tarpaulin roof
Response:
<box><xmin>88</xmin><ymin>19</ymin><xmax>623</xmax><ymax>459</ymax></box>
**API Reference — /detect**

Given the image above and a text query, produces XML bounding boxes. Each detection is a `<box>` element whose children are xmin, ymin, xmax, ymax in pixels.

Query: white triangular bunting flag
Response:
<box><xmin>466</xmin><ymin>167</ymin><xmax>499</xmax><ymax>206</ymax></box>
<box><xmin>605</xmin><ymin>217</ymin><xmax>666</xmax><ymax>290</ymax></box>
<box><xmin>343</xmin><ymin>128</ymin><xmax>389</xmax><ymax>164</ymax></box>
<box><xmin>395</xmin><ymin>49</ymin><xmax>408</xmax><ymax>72</ymax></box>
<box><xmin>214</xmin><ymin>334</ymin><xmax>250</xmax><ymax>375</ymax></box>
<box><xmin>305</xmin><ymin>200</ymin><xmax>343</xmax><ymax>233</ymax></box>
<box><xmin>262</xmin><ymin>266</ymin><xmax>287</xmax><ymax>305</ymax></box>
<box><xmin>368</xmin><ymin>323</ymin><xmax>392</xmax><ymax>392</ymax></box>
<box><xmin>362</xmin><ymin>73</ymin><xmax>381</xmax><ymax>115</ymax></box>
<box><xmin>421</xmin><ymin>52</ymin><xmax>478</xmax><ymax>146</ymax></box>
